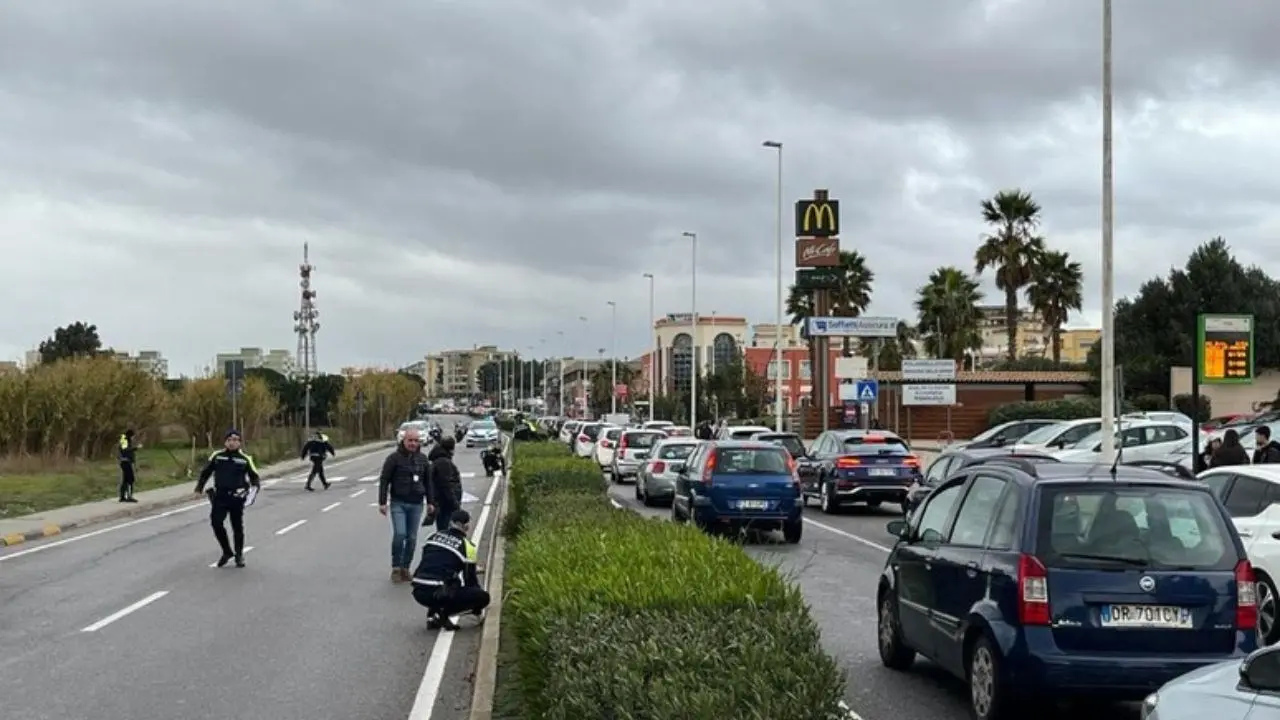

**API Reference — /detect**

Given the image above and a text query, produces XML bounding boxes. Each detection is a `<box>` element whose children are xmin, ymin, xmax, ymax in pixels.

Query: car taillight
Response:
<box><xmin>600</xmin><ymin>440</ymin><xmax>613</xmax><ymax>448</ymax></box>
<box><xmin>578</xmin><ymin>434</ymin><xmax>589</xmax><ymax>443</ymax></box>
<box><xmin>1236</xmin><ymin>560</ymin><xmax>1257</xmax><ymax>630</ymax></box>
<box><xmin>619</xmin><ymin>436</ymin><xmax>629</xmax><ymax>451</ymax></box>
<box><xmin>835</xmin><ymin>457</ymin><xmax>861</xmax><ymax>469</ymax></box>
<box><xmin>903</xmin><ymin>455</ymin><xmax>921</xmax><ymax>468</ymax></box>
<box><xmin>701</xmin><ymin>452</ymin><xmax>717</xmax><ymax>485</ymax></box>
<box><xmin>787</xmin><ymin>455</ymin><xmax>801</xmax><ymax>491</ymax></box>
<box><xmin>1017</xmin><ymin>554</ymin><xmax>1050</xmax><ymax>626</ymax></box>
<box><xmin>650</xmin><ymin>460</ymin><xmax>666</xmax><ymax>474</ymax></box>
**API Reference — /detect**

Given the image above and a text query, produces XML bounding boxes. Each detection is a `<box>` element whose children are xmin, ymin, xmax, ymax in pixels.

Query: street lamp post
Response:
<box><xmin>557</xmin><ymin>330</ymin><xmax>566</xmax><ymax>416</ymax></box>
<box><xmin>607</xmin><ymin>301</ymin><xmax>618</xmax><ymax>414</ymax></box>
<box><xmin>1099</xmin><ymin>0</ymin><xmax>1117</xmax><ymax>462</ymax></box>
<box><xmin>642</xmin><ymin>272</ymin><xmax>655</xmax><ymax>423</ymax></box>
<box><xmin>515</xmin><ymin>351</ymin><xmax>522</xmax><ymax>411</ymax></box>
<box><xmin>682</xmin><ymin>231</ymin><xmax>698</xmax><ymax>430</ymax></box>
<box><xmin>526</xmin><ymin>346</ymin><xmax>534</xmax><ymax>412</ymax></box>
<box><xmin>763</xmin><ymin>140</ymin><xmax>785</xmax><ymax>431</ymax></box>
<box><xmin>497</xmin><ymin>355</ymin><xmax>504</xmax><ymax>409</ymax></box>
<box><xmin>578</xmin><ymin>315</ymin><xmax>589</xmax><ymax>417</ymax></box>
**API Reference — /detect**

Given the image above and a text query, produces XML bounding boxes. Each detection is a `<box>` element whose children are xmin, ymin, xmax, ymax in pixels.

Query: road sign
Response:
<box><xmin>795</xmin><ymin>199</ymin><xmax>840</xmax><ymax>237</ymax></box>
<box><xmin>225</xmin><ymin>379</ymin><xmax>244</xmax><ymax>399</ymax></box>
<box><xmin>1198</xmin><ymin>314</ymin><xmax>1253</xmax><ymax>384</ymax></box>
<box><xmin>903</xmin><ymin>384</ymin><xmax>956</xmax><ymax>406</ymax></box>
<box><xmin>902</xmin><ymin>359</ymin><xmax>957</xmax><ymax>381</ymax></box>
<box><xmin>834</xmin><ymin>357</ymin><xmax>868</xmax><ymax>379</ymax></box>
<box><xmin>806</xmin><ymin>316</ymin><xmax>898</xmax><ymax>338</ymax></box>
<box><xmin>795</xmin><ymin>267</ymin><xmax>841</xmax><ymax>290</ymax></box>
<box><xmin>854</xmin><ymin>379</ymin><xmax>878</xmax><ymax>402</ymax></box>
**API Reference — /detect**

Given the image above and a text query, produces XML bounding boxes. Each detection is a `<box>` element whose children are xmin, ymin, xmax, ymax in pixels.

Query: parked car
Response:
<box><xmin>594</xmin><ymin>426</ymin><xmax>623</xmax><ymax>468</ymax></box>
<box><xmin>1198</xmin><ymin>464</ymin><xmax>1280</xmax><ymax>645</ymax></box>
<box><xmin>670</xmin><ymin>440</ymin><xmax>803</xmax><ymax>543</ymax></box>
<box><xmin>1123</xmin><ymin>411</ymin><xmax>1197</xmax><ymax>428</ymax></box>
<box><xmin>945</xmin><ymin>419</ymin><xmax>1059</xmax><ymax>453</ymax></box>
<box><xmin>635</xmin><ymin>438</ymin><xmax>700</xmax><ymax>507</ymax></box>
<box><xmin>877</xmin><ymin>459</ymin><xmax>1258</xmax><ymax>719</ymax></box>
<box><xmin>665</xmin><ymin>425</ymin><xmax>694</xmax><ymax>438</ymax></box>
<box><xmin>641</xmin><ymin>420</ymin><xmax>675</xmax><ymax>432</ymax></box>
<box><xmin>910</xmin><ymin>448</ymin><xmax>1060</xmax><ymax>513</ymax></box>
<box><xmin>797</xmin><ymin>430</ymin><xmax>920</xmax><ymax>514</ymax></box>
<box><xmin>558</xmin><ymin>420</ymin><xmax>580</xmax><ymax>445</ymax></box>
<box><xmin>1139</xmin><ymin>644</ymin><xmax>1280</xmax><ymax>719</ymax></box>
<box><xmin>1009</xmin><ymin>417</ymin><xmax>1103</xmax><ymax>453</ymax></box>
<box><xmin>609</xmin><ymin>429</ymin><xmax>665</xmax><ymax>483</ymax></box>
<box><xmin>573</xmin><ymin>422</ymin><xmax>604</xmax><ymax>458</ymax></box>
<box><xmin>1052</xmin><ymin>420</ymin><xmax>1201</xmax><ymax>464</ymax></box>
<box><xmin>718</xmin><ymin>424</ymin><xmax>772</xmax><ymax>441</ymax></box>
<box><xmin>748</xmin><ymin>431</ymin><xmax>806</xmax><ymax>460</ymax></box>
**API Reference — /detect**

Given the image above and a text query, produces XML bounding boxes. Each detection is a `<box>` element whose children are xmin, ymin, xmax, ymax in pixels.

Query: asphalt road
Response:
<box><xmin>604</xmin><ymin>475</ymin><xmax>1144</xmax><ymax>720</ymax></box>
<box><xmin>0</xmin><ymin>416</ymin><xmax>493</xmax><ymax>720</ymax></box>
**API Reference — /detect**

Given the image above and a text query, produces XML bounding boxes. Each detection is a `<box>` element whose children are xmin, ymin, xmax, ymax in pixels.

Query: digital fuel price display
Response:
<box><xmin>1198</xmin><ymin>314</ymin><xmax>1254</xmax><ymax>384</ymax></box>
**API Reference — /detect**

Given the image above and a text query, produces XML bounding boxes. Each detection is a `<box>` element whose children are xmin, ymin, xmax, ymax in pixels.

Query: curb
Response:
<box><xmin>0</xmin><ymin>441</ymin><xmax>395</xmax><ymax>548</ymax></box>
<box><xmin>468</xmin><ymin>467</ymin><xmax>510</xmax><ymax>720</ymax></box>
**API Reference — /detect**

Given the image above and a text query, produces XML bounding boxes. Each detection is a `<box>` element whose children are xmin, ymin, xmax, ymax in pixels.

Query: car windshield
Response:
<box><xmin>713</xmin><ymin>448</ymin><xmax>790</xmax><ymax>474</ymax></box>
<box><xmin>624</xmin><ymin>432</ymin><xmax>661</xmax><ymax>448</ymax></box>
<box><xmin>471</xmin><ymin>421</ymin><xmax>495</xmax><ymax>430</ymax></box>
<box><xmin>969</xmin><ymin>423</ymin><xmax>1009</xmax><ymax>443</ymax></box>
<box><xmin>604</xmin><ymin>428</ymin><xmax>621</xmax><ymax>440</ymax></box>
<box><xmin>1017</xmin><ymin>422</ymin><xmax>1069</xmax><ymax>445</ymax></box>
<box><xmin>656</xmin><ymin>442</ymin><xmax>696</xmax><ymax>459</ymax></box>
<box><xmin>667</xmin><ymin>426</ymin><xmax>693</xmax><ymax>437</ymax></box>
<box><xmin>1035</xmin><ymin>485</ymin><xmax>1234</xmax><ymax>570</ymax></box>
<box><xmin>842</xmin><ymin>435</ymin><xmax>909</xmax><ymax>453</ymax></box>
<box><xmin>582</xmin><ymin>424</ymin><xmax>602</xmax><ymax>439</ymax></box>
<box><xmin>759</xmin><ymin>434</ymin><xmax>806</xmax><ymax>458</ymax></box>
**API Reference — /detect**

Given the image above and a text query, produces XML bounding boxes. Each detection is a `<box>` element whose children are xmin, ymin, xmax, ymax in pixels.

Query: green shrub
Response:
<box><xmin>1133</xmin><ymin>393</ymin><xmax>1169</xmax><ymax>411</ymax></box>
<box><xmin>496</xmin><ymin>417</ymin><xmax>516</xmax><ymax>431</ymax></box>
<box><xmin>987</xmin><ymin>397</ymin><xmax>1138</xmax><ymax>427</ymax></box>
<box><xmin>1173</xmin><ymin>393</ymin><xmax>1211</xmax><ymax>422</ymax></box>
<box><xmin>501</xmin><ymin>443</ymin><xmax>846</xmax><ymax>719</ymax></box>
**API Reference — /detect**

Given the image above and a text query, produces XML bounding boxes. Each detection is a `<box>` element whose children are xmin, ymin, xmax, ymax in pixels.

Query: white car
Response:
<box><xmin>1051</xmin><ymin>420</ymin><xmax>1201</xmax><ymax>465</ymax></box>
<box><xmin>1198</xmin><ymin>465</ymin><xmax>1280</xmax><ymax>646</ymax></box>
<box><xmin>717</xmin><ymin>424</ymin><xmax>772</xmax><ymax>441</ymax></box>
<box><xmin>595</xmin><ymin>426</ymin><xmax>623</xmax><ymax>468</ymax></box>
<box><xmin>1009</xmin><ymin>417</ymin><xmax>1103</xmax><ymax>453</ymax></box>
<box><xmin>574</xmin><ymin>422</ymin><xmax>605</xmax><ymax>458</ymax></box>
<box><xmin>464</xmin><ymin>419</ymin><xmax>500</xmax><ymax>447</ymax></box>
<box><xmin>396</xmin><ymin>420</ymin><xmax>430</xmax><ymax>441</ymax></box>
<box><xmin>1122</xmin><ymin>411</ymin><xmax>1196</xmax><ymax>428</ymax></box>
<box><xmin>641</xmin><ymin>420</ymin><xmax>675</xmax><ymax>432</ymax></box>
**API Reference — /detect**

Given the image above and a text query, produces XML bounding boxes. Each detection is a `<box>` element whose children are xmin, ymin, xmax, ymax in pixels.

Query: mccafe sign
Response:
<box><xmin>795</xmin><ymin>236</ymin><xmax>840</xmax><ymax>267</ymax></box>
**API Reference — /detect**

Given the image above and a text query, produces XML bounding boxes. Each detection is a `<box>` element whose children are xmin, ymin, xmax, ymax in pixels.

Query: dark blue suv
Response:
<box><xmin>875</xmin><ymin>459</ymin><xmax>1258</xmax><ymax>720</ymax></box>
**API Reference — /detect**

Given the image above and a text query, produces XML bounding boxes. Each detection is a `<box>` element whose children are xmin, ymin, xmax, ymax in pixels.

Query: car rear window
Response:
<box><xmin>843</xmin><ymin>435</ymin><xmax>909</xmax><ymax>452</ymax></box>
<box><xmin>668</xmin><ymin>426</ymin><xmax>693</xmax><ymax>437</ymax></box>
<box><xmin>657</xmin><ymin>443</ymin><xmax>696</xmax><ymax>459</ymax></box>
<box><xmin>604</xmin><ymin>428</ymin><xmax>621</xmax><ymax>440</ymax></box>
<box><xmin>582</xmin><ymin>424</ymin><xmax>602</xmax><ymax>439</ymax></box>
<box><xmin>1035</xmin><ymin>485</ymin><xmax>1235</xmax><ymax>571</ymax></box>
<box><xmin>759</xmin><ymin>435</ymin><xmax>806</xmax><ymax>458</ymax></box>
<box><xmin>728</xmin><ymin>428</ymin><xmax>764</xmax><ymax>440</ymax></box>
<box><xmin>714</xmin><ymin>448</ymin><xmax>790</xmax><ymax>474</ymax></box>
<box><xmin>624</xmin><ymin>432</ymin><xmax>661</xmax><ymax>448</ymax></box>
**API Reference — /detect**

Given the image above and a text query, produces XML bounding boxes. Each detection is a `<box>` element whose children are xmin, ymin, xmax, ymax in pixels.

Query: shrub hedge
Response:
<box><xmin>503</xmin><ymin>440</ymin><xmax>846</xmax><ymax>719</ymax></box>
<box><xmin>989</xmin><ymin>393</ymin><xmax>1213</xmax><ymax>429</ymax></box>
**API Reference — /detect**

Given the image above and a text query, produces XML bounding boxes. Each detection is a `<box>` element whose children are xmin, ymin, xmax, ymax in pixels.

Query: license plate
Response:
<box><xmin>868</xmin><ymin>468</ymin><xmax>898</xmax><ymax>477</ymax></box>
<box><xmin>737</xmin><ymin>500</ymin><xmax>769</xmax><ymax>510</ymax></box>
<box><xmin>1099</xmin><ymin>604</ymin><xmax>1193</xmax><ymax>629</ymax></box>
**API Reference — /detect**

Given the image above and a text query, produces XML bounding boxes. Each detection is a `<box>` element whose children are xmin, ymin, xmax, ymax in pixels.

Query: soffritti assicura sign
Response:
<box><xmin>1197</xmin><ymin>313</ymin><xmax>1254</xmax><ymax>384</ymax></box>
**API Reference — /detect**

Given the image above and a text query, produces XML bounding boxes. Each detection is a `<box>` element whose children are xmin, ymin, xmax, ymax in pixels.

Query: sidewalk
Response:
<box><xmin>0</xmin><ymin>440</ymin><xmax>395</xmax><ymax>548</ymax></box>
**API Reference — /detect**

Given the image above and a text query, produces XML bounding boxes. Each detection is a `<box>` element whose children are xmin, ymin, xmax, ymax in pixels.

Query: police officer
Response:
<box><xmin>481</xmin><ymin>439</ymin><xmax>505</xmax><ymax>477</ymax></box>
<box><xmin>410</xmin><ymin>509</ymin><xmax>490</xmax><ymax>630</ymax></box>
<box><xmin>428</xmin><ymin>436</ymin><xmax>463</xmax><ymax>531</ymax></box>
<box><xmin>118</xmin><ymin>429</ymin><xmax>139</xmax><ymax>503</ymax></box>
<box><xmin>299</xmin><ymin>431</ymin><xmax>336</xmax><ymax>491</ymax></box>
<box><xmin>194</xmin><ymin>429</ymin><xmax>261</xmax><ymax>568</ymax></box>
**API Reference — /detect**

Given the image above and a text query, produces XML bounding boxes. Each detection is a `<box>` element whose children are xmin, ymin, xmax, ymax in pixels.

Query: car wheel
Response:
<box><xmin>1258</xmin><ymin>573</ymin><xmax>1279</xmax><ymax>646</ymax></box>
<box><xmin>968</xmin><ymin>635</ymin><xmax>1013</xmax><ymax>720</ymax></box>
<box><xmin>877</xmin><ymin>591</ymin><xmax>916</xmax><ymax>670</ymax></box>
<box><xmin>670</xmin><ymin>497</ymin><xmax>684</xmax><ymax>524</ymax></box>
<box><xmin>820</xmin><ymin>482</ymin><xmax>839</xmax><ymax>514</ymax></box>
<box><xmin>782</xmin><ymin>517</ymin><xmax>802</xmax><ymax>544</ymax></box>
<box><xmin>634</xmin><ymin>480</ymin><xmax>643</xmax><ymax>501</ymax></box>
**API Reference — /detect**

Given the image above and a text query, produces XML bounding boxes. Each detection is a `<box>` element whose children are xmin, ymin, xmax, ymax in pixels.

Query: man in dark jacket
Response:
<box><xmin>695</xmin><ymin>421</ymin><xmax>713</xmax><ymax>440</ymax></box>
<box><xmin>1211</xmin><ymin>429</ymin><xmax>1251</xmax><ymax>467</ymax></box>
<box><xmin>428</xmin><ymin>436</ymin><xmax>464</xmax><ymax>532</ymax></box>
<box><xmin>378</xmin><ymin>428</ymin><xmax>431</xmax><ymax>583</ymax></box>
<box><xmin>299</xmin><ymin>431</ymin><xmax>336</xmax><ymax>491</ymax></box>
<box><xmin>118</xmin><ymin>429</ymin><xmax>140</xmax><ymax>503</ymax></box>
<box><xmin>1254</xmin><ymin>426</ymin><xmax>1280</xmax><ymax>464</ymax></box>
<box><xmin>411</xmin><ymin>509</ymin><xmax>489</xmax><ymax>630</ymax></box>
<box><xmin>194</xmin><ymin>429</ymin><xmax>261</xmax><ymax>568</ymax></box>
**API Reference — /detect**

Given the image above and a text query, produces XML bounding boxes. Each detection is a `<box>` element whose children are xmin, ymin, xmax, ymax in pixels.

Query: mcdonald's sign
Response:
<box><xmin>795</xmin><ymin>199</ymin><xmax>840</xmax><ymax>237</ymax></box>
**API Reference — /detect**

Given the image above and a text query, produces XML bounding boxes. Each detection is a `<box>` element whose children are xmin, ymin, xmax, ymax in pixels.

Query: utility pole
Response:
<box><xmin>293</xmin><ymin>243</ymin><xmax>320</xmax><ymax>435</ymax></box>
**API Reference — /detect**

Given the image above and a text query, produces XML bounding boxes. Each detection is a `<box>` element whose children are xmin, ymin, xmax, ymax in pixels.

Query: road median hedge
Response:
<box><xmin>503</xmin><ymin>440</ymin><xmax>846</xmax><ymax>719</ymax></box>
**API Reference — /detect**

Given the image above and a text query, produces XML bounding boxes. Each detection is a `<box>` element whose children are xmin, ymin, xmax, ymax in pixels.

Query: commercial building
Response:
<box><xmin>111</xmin><ymin>350</ymin><xmax>170</xmax><ymax>379</ymax></box>
<box><xmin>215</xmin><ymin>348</ymin><xmax>298</xmax><ymax>377</ymax></box>
<box><xmin>645</xmin><ymin>313</ymin><xmax>750</xmax><ymax>396</ymax></box>
<box><xmin>749</xmin><ymin>323</ymin><xmax>803</xmax><ymax>350</ymax></box>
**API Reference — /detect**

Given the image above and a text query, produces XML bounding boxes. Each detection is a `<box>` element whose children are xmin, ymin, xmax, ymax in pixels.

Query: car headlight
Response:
<box><xmin>1139</xmin><ymin>692</ymin><xmax>1158</xmax><ymax>719</ymax></box>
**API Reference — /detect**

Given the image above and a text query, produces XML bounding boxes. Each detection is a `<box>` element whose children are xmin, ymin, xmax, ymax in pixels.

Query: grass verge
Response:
<box><xmin>495</xmin><ymin>438</ymin><xmax>846</xmax><ymax>720</ymax></box>
<box><xmin>0</xmin><ymin>427</ymin><xmax>352</xmax><ymax>518</ymax></box>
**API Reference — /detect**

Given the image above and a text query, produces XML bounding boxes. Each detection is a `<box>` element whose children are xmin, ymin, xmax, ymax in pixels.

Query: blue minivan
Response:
<box><xmin>876</xmin><ymin>459</ymin><xmax>1257</xmax><ymax>720</ymax></box>
<box><xmin>670</xmin><ymin>440</ymin><xmax>803</xmax><ymax>543</ymax></box>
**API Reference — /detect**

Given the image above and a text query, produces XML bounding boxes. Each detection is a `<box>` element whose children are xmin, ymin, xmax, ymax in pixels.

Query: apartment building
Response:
<box><xmin>215</xmin><ymin>347</ymin><xmax>299</xmax><ymax>377</ymax></box>
<box><xmin>973</xmin><ymin>305</ymin><xmax>1048</xmax><ymax>365</ymax></box>
<box><xmin>428</xmin><ymin>345</ymin><xmax>515</xmax><ymax>397</ymax></box>
<box><xmin>750</xmin><ymin>323</ymin><xmax>803</xmax><ymax>350</ymax></box>
<box><xmin>112</xmin><ymin>350</ymin><xmax>170</xmax><ymax>378</ymax></box>
<box><xmin>1058</xmin><ymin>328</ymin><xmax>1102</xmax><ymax>364</ymax></box>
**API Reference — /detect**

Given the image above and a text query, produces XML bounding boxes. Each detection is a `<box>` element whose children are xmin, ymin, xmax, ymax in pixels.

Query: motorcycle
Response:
<box><xmin>481</xmin><ymin>445</ymin><xmax>505</xmax><ymax>477</ymax></box>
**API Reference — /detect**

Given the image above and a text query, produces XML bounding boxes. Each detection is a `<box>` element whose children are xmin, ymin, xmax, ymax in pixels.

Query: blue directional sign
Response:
<box><xmin>854</xmin><ymin>379</ymin><xmax>879</xmax><ymax>402</ymax></box>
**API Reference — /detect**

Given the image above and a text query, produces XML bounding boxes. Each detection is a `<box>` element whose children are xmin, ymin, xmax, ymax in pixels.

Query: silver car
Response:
<box><xmin>635</xmin><ymin>438</ymin><xmax>699</xmax><ymax>507</ymax></box>
<box><xmin>610</xmin><ymin>430</ymin><xmax>666</xmax><ymax>482</ymax></box>
<box><xmin>1141</xmin><ymin>644</ymin><xmax>1280</xmax><ymax>719</ymax></box>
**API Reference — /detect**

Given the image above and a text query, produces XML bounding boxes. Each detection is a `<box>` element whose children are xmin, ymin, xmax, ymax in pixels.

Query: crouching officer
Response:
<box><xmin>118</xmin><ymin>429</ymin><xmax>140</xmax><ymax>503</ymax></box>
<box><xmin>410</xmin><ymin>509</ymin><xmax>490</xmax><ymax>630</ymax></box>
<box><xmin>481</xmin><ymin>440</ymin><xmax>505</xmax><ymax>477</ymax></box>
<box><xmin>300</xmin><ymin>431</ymin><xmax>336</xmax><ymax>491</ymax></box>
<box><xmin>194</xmin><ymin>429</ymin><xmax>261</xmax><ymax>568</ymax></box>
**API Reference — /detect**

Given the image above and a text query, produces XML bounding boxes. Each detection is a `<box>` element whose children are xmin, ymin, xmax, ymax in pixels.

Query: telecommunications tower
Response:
<box><xmin>294</xmin><ymin>243</ymin><xmax>320</xmax><ymax>433</ymax></box>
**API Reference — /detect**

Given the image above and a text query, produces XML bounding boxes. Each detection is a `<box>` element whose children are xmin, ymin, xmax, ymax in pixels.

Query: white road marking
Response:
<box><xmin>275</xmin><ymin>519</ymin><xmax>307</xmax><ymax>536</ymax></box>
<box><xmin>321</xmin><ymin>502</ymin><xmax>341</xmax><ymax>513</ymax></box>
<box><xmin>358</xmin><ymin>475</ymin><xmax>380</xmax><ymax>483</ymax></box>
<box><xmin>838</xmin><ymin>700</ymin><xmax>865</xmax><ymax>719</ymax></box>
<box><xmin>408</xmin><ymin>471</ymin><xmax>503</xmax><ymax>720</ymax></box>
<box><xmin>349</xmin><ymin>489</ymin><xmax>367</xmax><ymax>498</ymax></box>
<box><xmin>609</xmin><ymin>498</ymin><xmax>623</xmax><ymax>508</ymax></box>
<box><xmin>369</xmin><ymin>502</ymin><xmax>380</xmax><ymax>508</ymax></box>
<box><xmin>804</xmin><ymin>518</ymin><xmax>893</xmax><ymax>553</ymax></box>
<box><xmin>208</xmin><ymin>546</ymin><xmax>256</xmax><ymax>567</ymax></box>
<box><xmin>81</xmin><ymin>591</ymin><xmax>169</xmax><ymax>632</ymax></box>
<box><xmin>459</xmin><ymin>472</ymin><xmax>476</xmax><ymax>479</ymax></box>
<box><xmin>0</xmin><ymin>501</ymin><xmax>205</xmax><ymax>562</ymax></box>
<box><xmin>288</xmin><ymin>475</ymin><xmax>346</xmax><ymax>484</ymax></box>
<box><xmin>460</xmin><ymin>491</ymin><xmax>479</xmax><ymax>504</ymax></box>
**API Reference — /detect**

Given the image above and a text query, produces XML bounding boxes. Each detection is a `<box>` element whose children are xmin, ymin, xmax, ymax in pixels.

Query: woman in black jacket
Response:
<box><xmin>1210</xmin><ymin>429</ymin><xmax>1251</xmax><ymax>467</ymax></box>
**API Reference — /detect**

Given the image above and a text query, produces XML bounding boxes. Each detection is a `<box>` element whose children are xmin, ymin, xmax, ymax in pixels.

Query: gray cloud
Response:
<box><xmin>1</xmin><ymin>0</ymin><xmax>1278</xmax><ymax>371</ymax></box>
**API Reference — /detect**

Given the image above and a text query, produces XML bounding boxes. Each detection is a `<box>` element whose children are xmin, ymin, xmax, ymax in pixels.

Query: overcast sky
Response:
<box><xmin>2</xmin><ymin>1</ymin><xmax>1276</xmax><ymax>374</ymax></box>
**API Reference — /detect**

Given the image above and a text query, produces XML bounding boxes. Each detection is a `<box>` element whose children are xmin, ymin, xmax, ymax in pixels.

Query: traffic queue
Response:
<box><xmin>540</xmin><ymin>412</ymin><xmax>1280</xmax><ymax>720</ymax></box>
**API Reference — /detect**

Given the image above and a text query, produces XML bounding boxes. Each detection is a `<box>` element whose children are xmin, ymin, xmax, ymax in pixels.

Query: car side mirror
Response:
<box><xmin>886</xmin><ymin>519</ymin><xmax>908</xmax><ymax>539</ymax></box>
<box><xmin>1240</xmin><ymin>646</ymin><xmax>1280</xmax><ymax>691</ymax></box>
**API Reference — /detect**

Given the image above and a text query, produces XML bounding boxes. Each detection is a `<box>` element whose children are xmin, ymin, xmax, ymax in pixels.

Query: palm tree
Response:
<box><xmin>895</xmin><ymin>320</ymin><xmax>918</xmax><ymax>360</ymax></box>
<box><xmin>915</xmin><ymin>266</ymin><xmax>984</xmax><ymax>364</ymax></box>
<box><xmin>785</xmin><ymin>284</ymin><xmax>813</xmax><ymax>325</ymax></box>
<box><xmin>784</xmin><ymin>250</ymin><xmax>874</xmax><ymax>349</ymax></box>
<box><xmin>974</xmin><ymin>189</ymin><xmax>1046</xmax><ymax>361</ymax></box>
<box><xmin>1027</xmin><ymin>250</ymin><xmax>1084</xmax><ymax>365</ymax></box>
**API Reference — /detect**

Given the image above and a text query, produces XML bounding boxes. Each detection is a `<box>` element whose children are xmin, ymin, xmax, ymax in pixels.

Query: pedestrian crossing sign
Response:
<box><xmin>854</xmin><ymin>380</ymin><xmax>878</xmax><ymax>402</ymax></box>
